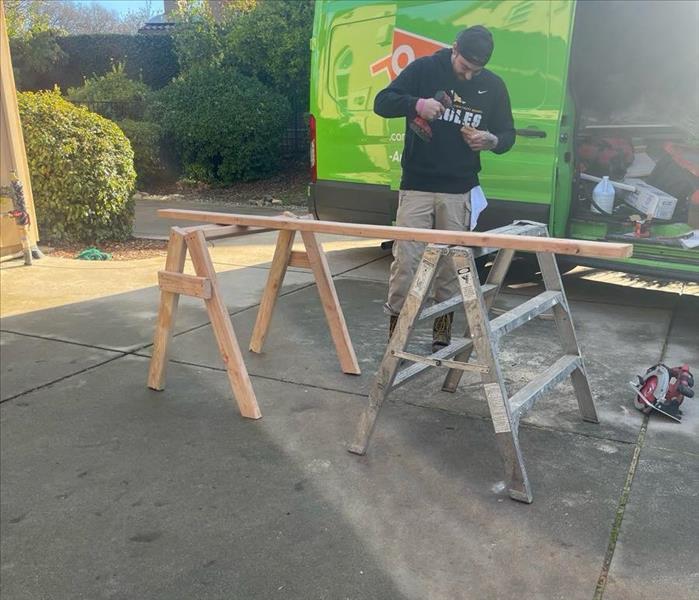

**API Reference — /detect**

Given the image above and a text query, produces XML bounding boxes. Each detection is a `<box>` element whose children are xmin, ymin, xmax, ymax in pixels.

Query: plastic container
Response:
<box><xmin>592</xmin><ymin>176</ymin><xmax>615</xmax><ymax>214</ymax></box>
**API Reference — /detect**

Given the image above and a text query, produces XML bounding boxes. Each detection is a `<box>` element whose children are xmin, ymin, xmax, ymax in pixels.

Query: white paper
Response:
<box><xmin>680</xmin><ymin>230</ymin><xmax>699</xmax><ymax>249</ymax></box>
<box><xmin>626</xmin><ymin>153</ymin><xmax>656</xmax><ymax>178</ymax></box>
<box><xmin>470</xmin><ymin>185</ymin><xmax>488</xmax><ymax>230</ymax></box>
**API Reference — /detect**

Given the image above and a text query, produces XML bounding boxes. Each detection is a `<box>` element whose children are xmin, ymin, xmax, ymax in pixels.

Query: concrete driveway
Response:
<box><xmin>1</xmin><ymin>204</ymin><xmax>698</xmax><ymax>599</ymax></box>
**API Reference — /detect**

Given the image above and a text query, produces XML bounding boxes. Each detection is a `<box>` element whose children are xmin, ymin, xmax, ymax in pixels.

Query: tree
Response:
<box><xmin>172</xmin><ymin>0</ymin><xmax>313</xmax><ymax>106</ymax></box>
<box><xmin>4</xmin><ymin>0</ymin><xmax>157</xmax><ymax>37</ymax></box>
<box><xmin>3</xmin><ymin>0</ymin><xmax>52</xmax><ymax>39</ymax></box>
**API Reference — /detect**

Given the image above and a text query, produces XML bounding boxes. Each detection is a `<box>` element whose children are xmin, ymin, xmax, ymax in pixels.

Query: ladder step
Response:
<box><xmin>490</xmin><ymin>290</ymin><xmax>563</xmax><ymax>340</ymax></box>
<box><xmin>419</xmin><ymin>283</ymin><xmax>497</xmax><ymax>321</ymax></box>
<box><xmin>509</xmin><ymin>354</ymin><xmax>581</xmax><ymax>420</ymax></box>
<box><xmin>392</xmin><ymin>337</ymin><xmax>473</xmax><ymax>389</ymax></box>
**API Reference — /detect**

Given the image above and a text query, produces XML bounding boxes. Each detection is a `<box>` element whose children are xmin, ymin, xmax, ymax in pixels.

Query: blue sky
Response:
<box><xmin>74</xmin><ymin>1</ymin><xmax>165</xmax><ymax>15</ymax></box>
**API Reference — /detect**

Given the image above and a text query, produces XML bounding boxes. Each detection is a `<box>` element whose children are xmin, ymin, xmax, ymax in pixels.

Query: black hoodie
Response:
<box><xmin>374</xmin><ymin>48</ymin><xmax>515</xmax><ymax>194</ymax></box>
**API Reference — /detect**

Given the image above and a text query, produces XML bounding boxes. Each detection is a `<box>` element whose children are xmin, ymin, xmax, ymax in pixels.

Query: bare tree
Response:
<box><xmin>5</xmin><ymin>0</ymin><xmax>158</xmax><ymax>37</ymax></box>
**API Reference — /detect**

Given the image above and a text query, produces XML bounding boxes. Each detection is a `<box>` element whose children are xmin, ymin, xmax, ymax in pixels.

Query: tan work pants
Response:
<box><xmin>385</xmin><ymin>190</ymin><xmax>472</xmax><ymax>316</ymax></box>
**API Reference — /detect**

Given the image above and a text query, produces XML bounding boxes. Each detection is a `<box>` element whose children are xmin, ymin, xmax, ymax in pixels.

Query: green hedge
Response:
<box><xmin>12</xmin><ymin>34</ymin><xmax>178</xmax><ymax>91</ymax></box>
<box><xmin>18</xmin><ymin>90</ymin><xmax>136</xmax><ymax>242</ymax></box>
<box><xmin>117</xmin><ymin>119</ymin><xmax>164</xmax><ymax>183</ymax></box>
<box><xmin>157</xmin><ymin>66</ymin><xmax>291</xmax><ymax>183</ymax></box>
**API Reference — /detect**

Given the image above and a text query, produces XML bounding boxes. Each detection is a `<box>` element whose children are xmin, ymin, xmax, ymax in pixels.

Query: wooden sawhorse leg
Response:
<box><xmin>147</xmin><ymin>227</ymin><xmax>261</xmax><ymax>420</ymax></box>
<box><xmin>148</xmin><ymin>227</ymin><xmax>188</xmax><ymax>391</ymax></box>
<box><xmin>249</xmin><ymin>228</ymin><xmax>360</xmax><ymax>375</ymax></box>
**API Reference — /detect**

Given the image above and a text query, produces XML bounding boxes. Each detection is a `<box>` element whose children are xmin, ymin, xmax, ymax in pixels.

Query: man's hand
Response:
<box><xmin>416</xmin><ymin>98</ymin><xmax>446</xmax><ymax>121</ymax></box>
<box><xmin>461</xmin><ymin>126</ymin><xmax>498</xmax><ymax>151</ymax></box>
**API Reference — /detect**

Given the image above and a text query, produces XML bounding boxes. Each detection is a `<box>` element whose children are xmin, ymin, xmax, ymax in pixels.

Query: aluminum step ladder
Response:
<box><xmin>349</xmin><ymin>221</ymin><xmax>599</xmax><ymax>503</ymax></box>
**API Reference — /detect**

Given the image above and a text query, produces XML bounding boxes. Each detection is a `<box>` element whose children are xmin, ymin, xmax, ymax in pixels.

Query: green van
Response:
<box><xmin>308</xmin><ymin>0</ymin><xmax>699</xmax><ymax>280</ymax></box>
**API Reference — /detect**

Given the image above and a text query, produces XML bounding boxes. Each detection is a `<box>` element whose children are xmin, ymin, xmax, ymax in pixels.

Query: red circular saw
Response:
<box><xmin>631</xmin><ymin>363</ymin><xmax>694</xmax><ymax>422</ymax></box>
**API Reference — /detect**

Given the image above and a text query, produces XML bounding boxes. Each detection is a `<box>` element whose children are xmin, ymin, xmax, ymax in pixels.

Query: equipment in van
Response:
<box><xmin>591</xmin><ymin>176</ymin><xmax>615</xmax><ymax>214</ymax></box>
<box><xmin>577</xmin><ymin>137</ymin><xmax>634</xmax><ymax>180</ymax></box>
<box><xmin>623</xmin><ymin>179</ymin><xmax>678</xmax><ymax>221</ymax></box>
<box><xmin>580</xmin><ymin>173</ymin><xmax>636</xmax><ymax>192</ymax></box>
<box><xmin>410</xmin><ymin>90</ymin><xmax>452</xmax><ymax>142</ymax></box>
<box><xmin>631</xmin><ymin>363</ymin><xmax>694</xmax><ymax>422</ymax></box>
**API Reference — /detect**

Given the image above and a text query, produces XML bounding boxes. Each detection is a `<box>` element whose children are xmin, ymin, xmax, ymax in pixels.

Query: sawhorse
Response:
<box><xmin>147</xmin><ymin>217</ymin><xmax>360</xmax><ymax>420</ymax></box>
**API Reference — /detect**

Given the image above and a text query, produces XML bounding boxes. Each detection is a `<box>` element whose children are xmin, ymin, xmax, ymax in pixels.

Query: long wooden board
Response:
<box><xmin>158</xmin><ymin>209</ymin><xmax>633</xmax><ymax>260</ymax></box>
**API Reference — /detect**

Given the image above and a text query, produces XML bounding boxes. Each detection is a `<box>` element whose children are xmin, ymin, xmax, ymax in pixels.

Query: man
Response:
<box><xmin>374</xmin><ymin>25</ymin><xmax>515</xmax><ymax>352</ymax></box>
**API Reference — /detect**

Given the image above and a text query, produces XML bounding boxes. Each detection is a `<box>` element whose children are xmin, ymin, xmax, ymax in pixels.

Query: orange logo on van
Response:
<box><xmin>370</xmin><ymin>29</ymin><xmax>449</xmax><ymax>81</ymax></box>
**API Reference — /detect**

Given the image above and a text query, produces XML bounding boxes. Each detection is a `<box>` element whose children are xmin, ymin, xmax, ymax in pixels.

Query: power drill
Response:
<box><xmin>410</xmin><ymin>91</ymin><xmax>453</xmax><ymax>142</ymax></box>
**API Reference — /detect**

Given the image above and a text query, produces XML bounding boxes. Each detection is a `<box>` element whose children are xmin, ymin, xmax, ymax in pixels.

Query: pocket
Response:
<box><xmin>464</xmin><ymin>194</ymin><xmax>472</xmax><ymax>231</ymax></box>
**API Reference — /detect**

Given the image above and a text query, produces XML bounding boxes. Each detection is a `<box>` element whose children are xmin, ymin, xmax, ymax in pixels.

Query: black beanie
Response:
<box><xmin>456</xmin><ymin>25</ymin><xmax>494</xmax><ymax>66</ymax></box>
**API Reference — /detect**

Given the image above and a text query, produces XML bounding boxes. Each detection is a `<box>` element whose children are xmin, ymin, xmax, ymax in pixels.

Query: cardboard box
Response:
<box><xmin>624</xmin><ymin>179</ymin><xmax>678</xmax><ymax>220</ymax></box>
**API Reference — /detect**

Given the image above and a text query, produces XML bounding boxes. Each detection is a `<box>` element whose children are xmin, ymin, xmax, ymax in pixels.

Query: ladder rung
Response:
<box><xmin>392</xmin><ymin>349</ymin><xmax>489</xmax><ymax>373</ymax></box>
<box><xmin>509</xmin><ymin>354</ymin><xmax>581</xmax><ymax>420</ymax></box>
<box><xmin>392</xmin><ymin>337</ymin><xmax>473</xmax><ymax>389</ymax></box>
<box><xmin>419</xmin><ymin>283</ymin><xmax>497</xmax><ymax>321</ymax></box>
<box><xmin>491</xmin><ymin>291</ymin><xmax>563</xmax><ymax>339</ymax></box>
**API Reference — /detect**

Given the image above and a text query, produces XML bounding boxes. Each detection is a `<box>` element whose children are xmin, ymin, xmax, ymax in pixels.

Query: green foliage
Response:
<box><xmin>17</xmin><ymin>90</ymin><xmax>136</xmax><ymax>242</ymax></box>
<box><xmin>66</xmin><ymin>62</ymin><xmax>152</xmax><ymax>120</ymax></box>
<box><xmin>11</xmin><ymin>34</ymin><xmax>179</xmax><ymax>92</ymax></box>
<box><xmin>9</xmin><ymin>31</ymin><xmax>67</xmax><ymax>89</ymax></box>
<box><xmin>3</xmin><ymin>0</ymin><xmax>52</xmax><ymax>40</ymax></box>
<box><xmin>117</xmin><ymin>119</ymin><xmax>164</xmax><ymax>183</ymax></box>
<box><xmin>157</xmin><ymin>65</ymin><xmax>291</xmax><ymax>183</ymax></box>
<box><xmin>172</xmin><ymin>0</ymin><xmax>313</xmax><ymax>106</ymax></box>
<box><xmin>66</xmin><ymin>65</ymin><xmax>164</xmax><ymax>183</ymax></box>
<box><xmin>222</xmin><ymin>0</ymin><xmax>314</xmax><ymax>104</ymax></box>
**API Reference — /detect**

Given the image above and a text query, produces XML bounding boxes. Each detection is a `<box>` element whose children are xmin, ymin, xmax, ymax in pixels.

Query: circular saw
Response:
<box><xmin>630</xmin><ymin>363</ymin><xmax>694</xmax><ymax>422</ymax></box>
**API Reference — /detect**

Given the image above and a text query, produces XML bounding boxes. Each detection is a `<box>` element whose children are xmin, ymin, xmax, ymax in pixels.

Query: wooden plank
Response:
<box><xmin>148</xmin><ymin>228</ymin><xmax>188</xmax><ymax>391</ymax></box>
<box><xmin>0</xmin><ymin>2</ymin><xmax>40</xmax><ymax>255</ymax></box>
<box><xmin>157</xmin><ymin>209</ymin><xmax>633</xmax><ymax>259</ymax></box>
<box><xmin>158</xmin><ymin>271</ymin><xmax>211</xmax><ymax>299</ymax></box>
<box><xmin>288</xmin><ymin>250</ymin><xmax>311</xmax><ymax>269</ymax></box>
<box><xmin>301</xmin><ymin>231</ymin><xmax>361</xmax><ymax>375</ymax></box>
<box><xmin>180</xmin><ymin>224</ymin><xmax>274</xmax><ymax>240</ymax></box>
<box><xmin>249</xmin><ymin>230</ymin><xmax>296</xmax><ymax>353</ymax></box>
<box><xmin>185</xmin><ymin>230</ymin><xmax>261</xmax><ymax>420</ymax></box>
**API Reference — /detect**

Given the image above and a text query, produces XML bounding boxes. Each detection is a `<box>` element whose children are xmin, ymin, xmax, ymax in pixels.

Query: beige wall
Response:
<box><xmin>0</xmin><ymin>2</ymin><xmax>39</xmax><ymax>258</ymax></box>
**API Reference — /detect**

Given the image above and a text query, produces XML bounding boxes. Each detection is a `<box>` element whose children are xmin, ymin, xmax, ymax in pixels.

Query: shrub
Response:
<box><xmin>17</xmin><ymin>90</ymin><xmax>136</xmax><ymax>242</ymax></box>
<box><xmin>172</xmin><ymin>0</ymin><xmax>313</xmax><ymax>108</ymax></box>
<box><xmin>221</xmin><ymin>0</ymin><xmax>313</xmax><ymax>106</ymax></box>
<box><xmin>117</xmin><ymin>119</ymin><xmax>164</xmax><ymax>183</ymax></box>
<box><xmin>157</xmin><ymin>65</ymin><xmax>291</xmax><ymax>183</ymax></box>
<box><xmin>66</xmin><ymin>62</ymin><xmax>152</xmax><ymax>120</ymax></box>
<box><xmin>67</xmin><ymin>66</ymin><xmax>164</xmax><ymax>183</ymax></box>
